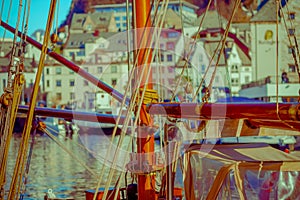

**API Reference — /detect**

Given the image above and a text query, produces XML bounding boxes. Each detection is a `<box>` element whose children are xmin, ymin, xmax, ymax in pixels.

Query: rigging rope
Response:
<box><xmin>0</xmin><ymin>0</ymin><xmax>13</xmax><ymax>52</ymax></box>
<box><xmin>19</xmin><ymin>120</ymin><xmax>37</xmax><ymax>200</ymax></box>
<box><xmin>94</xmin><ymin>1</ymin><xmax>169</xmax><ymax>199</ymax></box>
<box><xmin>42</xmin><ymin>128</ymin><xmax>97</xmax><ymax>176</ymax></box>
<box><xmin>193</xmin><ymin>0</ymin><xmax>241</xmax><ymax>102</ymax></box>
<box><xmin>275</xmin><ymin>0</ymin><xmax>296</xmax><ymax>130</ymax></box>
<box><xmin>0</xmin><ymin>0</ymin><xmax>27</xmax><ymax>197</ymax></box>
<box><xmin>206</xmin><ymin>0</ymin><xmax>240</xmax><ymax>94</ymax></box>
<box><xmin>8</xmin><ymin>0</ymin><xmax>57</xmax><ymax>198</ymax></box>
<box><xmin>0</xmin><ymin>0</ymin><xmax>6</xmax><ymax>56</ymax></box>
<box><xmin>281</xmin><ymin>0</ymin><xmax>300</xmax><ymax>83</ymax></box>
<box><xmin>169</xmin><ymin>0</ymin><xmax>214</xmax><ymax>102</ymax></box>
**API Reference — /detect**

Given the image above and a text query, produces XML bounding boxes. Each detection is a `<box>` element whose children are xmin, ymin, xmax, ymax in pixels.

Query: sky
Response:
<box><xmin>0</xmin><ymin>0</ymin><xmax>72</xmax><ymax>38</ymax></box>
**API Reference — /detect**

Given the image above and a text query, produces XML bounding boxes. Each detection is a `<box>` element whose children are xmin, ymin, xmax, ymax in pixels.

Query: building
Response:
<box><xmin>43</xmin><ymin>61</ymin><xmax>77</xmax><ymax>107</ymax></box>
<box><xmin>250</xmin><ymin>0</ymin><xmax>299</xmax><ymax>80</ymax></box>
<box><xmin>63</xmin><ymin>33</ymin><xmax>96</xmax><ymax>62</ymax></box>
<box><xmin>0</xmin><ymin>57</ymin><xmax>37</xmax><ymax>103</ymax></box>
<box><xmin>239</xmin><ymin>0</ymin><xmax>300</xmax><ymax>102</ymax></box>
<box><xmin>192</xmin><ymin>9</ymin><xmax>252</xmax><ymax>97</ymax></box>
<box><xmin>92</xmin><ymin>0</ymin><xmax>198</xmax><ymax>31</ymax></box>
<box><xmin>0</xmin><ymin>39</ymin><xmax>40</xmax><ymax>104</ymax></box>
<box><xmin>70</xmin><ymin>12</ymin><xmax>118</xmax><ymax>34</ymax></box>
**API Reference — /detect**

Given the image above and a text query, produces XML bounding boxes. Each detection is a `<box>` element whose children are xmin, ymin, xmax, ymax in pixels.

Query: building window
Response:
<box><xmin>288</xmin><ymin>28</ymin><xmax>295</xmax><ymax>36</ymax></box>
<box><xmin>69</xmin><ymin>52</ymin><xmax>74</xmax><ymax>57</ymax></box>
<box><xmin>46</xmin><ymin>80</ymin><xmax>50</xmax><ymax>87</ymax></box>
<box><xmin>111</xmin><ymin>65</ymin><xmax>117</xmax><ymax>73</ymax></box>
<box><xmin>199</xmin><ymin>54</ymin><xmax>203</xmax><ymax>62</ymax></box>
<box><xmin>201</xmin><ymin>65</ymin><xmax>206</xmax><ymax>73</ymax></box>
<box><xmin>167</xmin><ymin>54</ymin><xmax>173</xmax><ymax>62</ymax></box>
<box><xmin>98</xmin><ymin>67</ymin><xmax>103</xmax><ymax>73</ymax></box>
<box><xmin>168</xmin><ymin>67</ymin><xmax>174</xmax><ymax>73</ymax></box>
<box><xmin>288</xmin><ymin>46</ymin><xmax>295</xmax><ymax>54</ymax></box>
<box><xmin>245</xmin><ymin>76</ymin><xmax>250</xmax><ymax>83</ymax></box>
<box><xmin>70</xmin><ymin>92</ymin><xmax>75</xmax><ymax>100</ymax></box>
<box><xmin>166</xmin><ymin>42</ymin><xmax>175</xmax><ymax>50</ymax></box>
<box><xmin>112</xmin><ymin>79</ymin><xmax>117</xmax><ymax>86</ymax></box>
<box><xmin>70</xmin><ymin>80</ymin><xmax>75</xmax><ymax>86</ymax></box>
<box><xmin>168</xmin><ymin>32</ymin><xmax>179</xmax><ymax>38</ymax></box>
<box><xmin>289</xmin><ymin>64</ymin><xmax>296</xmax><ymax>72</ymax></box>
<box><xmin>56</xmin><ymin>80</ymin><xmax>61</xmax><ymax>87</ymax></box>
<box><xmin>288</xmin><ymin>12</ymin><xmax>295</xmax><ymax>20</ymax></box>
<box><xmin>231</xmin><ymin>78</ymin><xmax>239</xmax><ymax>86</ymax></box>
<box><xmin>69</xmin><ymin>70</ymin><xmax>74</xmax><ymax>74</ymax></box>
<box><xmin>46</xmin><ymin>68</ymin><xmax>50</xmax><ymax>75</ymax></box>
<box><xmin>160</xmin><ymin>54</ymin><xmax>164</xmax><ymax>62</ymax></box>
<box><xmin>76</xmin><ymin>50</ymin><xmax>85</xmax><ymax>56</ymax></box>
<box><xmin>56</xmin><ymin>67</ymin><xmax>62</xmax><ymax>74</ymax></box>
<box><xmin>56</xmin><ymin>93</ymin><xmax>62</xmax><ymax>100</ymax></box>
<box><xmin>97</xmin><ymin>56</ymin><xmax>103</xmax><ymax>63</ymax></box>
<box><xmin>231</xmin><ymin>65</ymin><xmax>238</xmax><ymax>73</ymax></box>
<box><xmin>84</xmin><ymin>80</ymin><xmax>89</xmax><ymax>86</ymax></box>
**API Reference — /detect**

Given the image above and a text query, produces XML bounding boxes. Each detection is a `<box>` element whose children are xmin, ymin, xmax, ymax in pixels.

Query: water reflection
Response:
<box><xmin>7</xmin><ymin>134</ymin><xmax>105</xmax><ymax>199</ymax></box>
<box><xmin>6</xmin><ymin>133</ymin><xmax>180</xmax><ymax>199</ymax></box>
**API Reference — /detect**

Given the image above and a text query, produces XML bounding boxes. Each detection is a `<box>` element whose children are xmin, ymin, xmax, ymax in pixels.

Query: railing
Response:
<box><xmin>241</xmin><ymin>73</ymin><xmax>300</xmax><ymax>89</ymax></box>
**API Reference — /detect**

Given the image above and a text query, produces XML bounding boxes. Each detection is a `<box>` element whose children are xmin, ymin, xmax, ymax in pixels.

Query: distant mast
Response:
<box><xmin>133</xmin><ymin>0</ymin><xmax>156</xmax><ymax>199</ymax></box>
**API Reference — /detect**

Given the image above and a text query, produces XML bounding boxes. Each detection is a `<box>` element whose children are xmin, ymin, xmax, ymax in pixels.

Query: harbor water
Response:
<box><xmin>6</xmin><ymin>133</ymin><xmax>103</xmax><ymax>199</ymax></box>
<box><xmin>5</xmin><ymin>131</ymin><xmax>180</xmax><ymax>199</ymax></box>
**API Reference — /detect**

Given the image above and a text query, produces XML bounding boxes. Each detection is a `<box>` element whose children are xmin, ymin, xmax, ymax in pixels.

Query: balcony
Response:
<box><xmin>239</xmin><ymin>74</ymin><xmax>300</xmax><ymax>102</ymax></box>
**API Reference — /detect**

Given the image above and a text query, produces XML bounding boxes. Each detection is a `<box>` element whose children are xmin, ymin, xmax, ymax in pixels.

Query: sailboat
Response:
<box><xmin>0</xmin><ymin>0</ymin><xmax>300</xmax><ymax>199</ymax></box>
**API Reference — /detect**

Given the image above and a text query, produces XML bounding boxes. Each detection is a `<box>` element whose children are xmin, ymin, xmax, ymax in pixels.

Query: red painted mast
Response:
<box><xmin>133</xmin><ymin>0</ymin><xmax>156</xmax><ymax>199</ymax></box>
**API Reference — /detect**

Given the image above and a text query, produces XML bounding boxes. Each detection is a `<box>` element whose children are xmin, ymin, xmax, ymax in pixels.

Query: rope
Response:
<box><xmin>46</xmin><ymin>125</ymin><xmax>112</xmax><ymax>160</ymax></box>
<box><xmin>135</xmin><ymin>88</ymin><xmax>159</xmax><ymax>105</ymax></box>
<box><xmin>95</xmin><ymin>1</ymin><xmax>169</xmax><ymax>199</ymax></box>
<box><xmin>42</xmin><ymin>128</ymin><xmax>97</xmax><ymax>176</ymax></box>
<box><xmin>7</xmin><ymin>0</ymin><xmax>23</xmax><ymax>84</ymax></box>
<box><xmin>276</xmin><ymin>0</ymin><xmax>279</xmax><ymax>112</ymax></box>
<box><xmin>19</xmin><ymin>0</ymin><xmax>31</xmax><ymax>58</ymax></box>
<box><xmin>196</xmin><ymin>0</ymin><xmax>241</xmax><ymax>102</ymax></box>
<box><xmin>282</xmin><ymin>0</ymin><xmax>300</xmax><ymax>82</ymax></box>
<box><xmin>0</xmin><ymin>73</ymin><xmax>24</xmax><ymax>191</ymax></box>
<box><xmin>0</xmin><ymin>0</ymin><xmax>26</xmax><ymax>196</ymax></box>
<box><xmin>0</xmin><ymin>0</ymin><xmax>5</xmax><ymax>56</ymax></box>
<box><xmin>274</xmin><ymin>0</ymin><xmax>296</xmax><ymax>130</ymax></box>
<box><xmin>8</xmin><ymin>0</ymin><xmax>57</xmax><ymax>198</ymax></box>
<box><xmin>171</xmin><ymin>0</ymin><xmax>214</xmax><ymax>102</ymax></box>
<box><xmin>0</xmin><ymin>0</ymin><xmax>13</xmax><ymax>53</ymax></box>
<box><xmin>19</xmin><ymin>120</ymin><xmax>37</xmax><ymax>200</ymax></box>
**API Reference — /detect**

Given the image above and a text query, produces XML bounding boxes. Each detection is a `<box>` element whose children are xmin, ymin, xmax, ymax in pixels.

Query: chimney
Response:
<box><xmin>36</xmin><ymin>31</ymin><xmax>41</xmax><ymax>42</ymax></box>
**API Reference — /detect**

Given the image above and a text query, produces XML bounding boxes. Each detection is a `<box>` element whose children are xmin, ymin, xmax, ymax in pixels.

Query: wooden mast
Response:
<box><xmin>133</xmin><ymin>0</ymin><xmax>156</xmax><ymax>199</ymax></box>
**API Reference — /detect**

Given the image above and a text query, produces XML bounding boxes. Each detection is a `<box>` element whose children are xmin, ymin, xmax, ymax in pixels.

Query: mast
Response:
<box><xmin>133</xmin><ymin>0</ymin><xmax>156</xmax><ymax>199</ymax></box>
